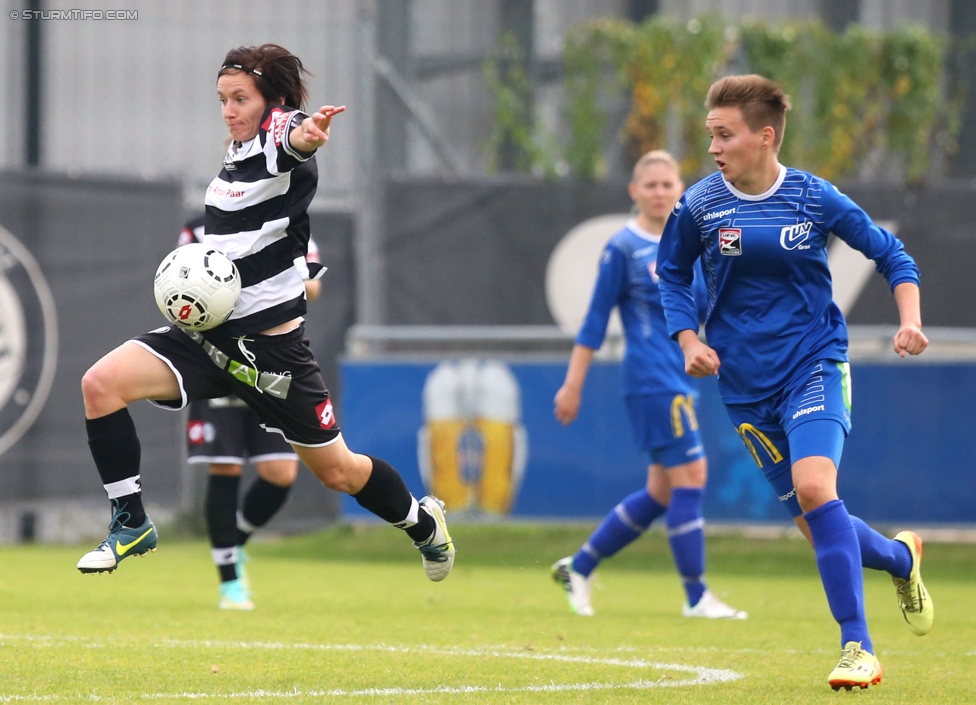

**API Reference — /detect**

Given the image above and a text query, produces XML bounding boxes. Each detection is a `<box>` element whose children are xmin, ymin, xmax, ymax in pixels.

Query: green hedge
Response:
<box><xmin>486</xmin><ymin>15</ymin><xmax>960</xmax><ymax>183</ymax></box>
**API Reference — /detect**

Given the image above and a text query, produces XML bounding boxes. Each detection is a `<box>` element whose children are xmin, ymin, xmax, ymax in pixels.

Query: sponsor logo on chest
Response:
<box><xmin>717</xmin><ymin>220</ymin><xmax>815</xmax><ymax>256</ymax></box>
<box><xmin>780</xmin><ymin>221</ymin><xmax>813</xmax><ymax>250</ymax></box>
<box><xmin>704</xmin><ymin>207</ymin><xmax>736</xmax><ymax>221</ymax></box>
<box><xmin>719</xmin><ymin>228</ymin><xmax>742</xmax><ymax>256</ymax></box>
<box><xmin>207</xmin><ymin>182</ymin><xmax>247</xmax><ymax>199</ymax></box>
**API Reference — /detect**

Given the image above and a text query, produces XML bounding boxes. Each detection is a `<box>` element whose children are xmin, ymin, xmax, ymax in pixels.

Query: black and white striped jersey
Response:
<box><xmin>180</xmin><ymin>216</ymin><xmax>321</xmax><ymax>268</ymax></box>
<box><xmin>202</xmin><ymin>103</ymin><xmax>323</xmax><ymax>337</ymax></box>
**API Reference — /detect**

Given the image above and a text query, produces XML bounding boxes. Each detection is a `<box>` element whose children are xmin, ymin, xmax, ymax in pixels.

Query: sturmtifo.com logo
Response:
<box><xmin>0</xmin><ymin>225</ymin><xmax>58</xmax><ymax>457</ymax></box>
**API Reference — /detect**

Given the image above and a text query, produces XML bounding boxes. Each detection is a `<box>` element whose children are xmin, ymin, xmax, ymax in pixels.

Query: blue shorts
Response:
<box><xmin>624</xmin><ymin>393</ymin><xmax>706</xmax><ymax>469</ymax></box>
<box><xmin>724</xmin><ymin>360</ymin><xmax>852</xmax><ymax>517</ymax></box>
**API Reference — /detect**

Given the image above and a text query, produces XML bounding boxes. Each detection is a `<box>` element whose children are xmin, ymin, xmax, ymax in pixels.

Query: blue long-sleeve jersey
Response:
<box><xmin>658</xmin><ymin>166</ymin><xmax>920</xmax><ymax>404</ymax></box>
<box><xmin>577</xmin><ymin>219</ymin><xmax>705</xmax><ymax>398</ymax></box>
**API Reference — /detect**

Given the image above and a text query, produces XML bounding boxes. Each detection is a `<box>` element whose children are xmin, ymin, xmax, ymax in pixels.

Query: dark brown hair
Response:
<box><xmin>218</xmin><ymin>43</ymin><xmax>310</xmax><ymax>110</ymax></box>
<box><xmin>705</xmin><ymin>74</ymin><xmax>791</xmax><ymax>150</ymax></box>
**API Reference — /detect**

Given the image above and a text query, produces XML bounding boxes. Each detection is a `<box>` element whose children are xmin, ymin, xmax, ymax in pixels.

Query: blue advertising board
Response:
<box><xmin>338</xmin><ymin>358</ymin><xmax>974</xmax><ymax>525</ymax></box>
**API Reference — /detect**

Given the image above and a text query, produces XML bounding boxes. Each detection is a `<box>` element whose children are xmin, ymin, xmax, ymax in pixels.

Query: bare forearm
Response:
<box><xmin>892</xmin><ymin>282</ymin><xmax>928</xmax><ymax>357</ymax></box>
<box><xmin>893</xmin><ymin>282</ymin><xmax>922</xmax><ymax>328</ymax></box>
<box><xmin>563</xmin><ymin>345</ymin><xmax>595</xmax><ymax>390</ymax></box>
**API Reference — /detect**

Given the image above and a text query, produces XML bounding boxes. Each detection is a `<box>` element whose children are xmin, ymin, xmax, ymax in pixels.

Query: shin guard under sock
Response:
<box><xmin>851</xmin><ymin>514</ymin><xmax>911</xmax><ymax>580</ymax></box>
<box><xmin>667</xmin><ymin>487</ymin><xmax>706</xmax><ymax>607</ymax></box>
<box><xmin>237</xmin><ymin>478</ymin><xmax>291</xmax><ymax>545</ymax></box>
<box><xmin>206</xmin><ymin>475</ymin><xmax>241</xmax><ymax>582</ymax></box>
<box><xmin>806</xmin><ymin>500</ymin><xmax>871</xmax><ymax>651</ymax></box>
<box><xmin>573</xmin><ymin>488</ymin><xmax>666</xmax><ymax>577</ymax></box>
<box><xmin>86</xmin><ymin>408</ymin><xmax>145</xmax><ymax>527</ymax></box>
<box><xmin>354</xmin><ymin>455</ymin><xmax>434</xmax><ymax>542</ymax></box>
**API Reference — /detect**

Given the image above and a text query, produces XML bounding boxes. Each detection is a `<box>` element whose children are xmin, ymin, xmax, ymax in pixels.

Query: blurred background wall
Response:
<box><xmin>1</xmin><ymin>0</ymin><xmax>973</xmax><ymax>541</ymax></box>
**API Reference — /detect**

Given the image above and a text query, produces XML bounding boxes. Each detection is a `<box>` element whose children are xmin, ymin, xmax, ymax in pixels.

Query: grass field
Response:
<box><xmin>0</xmin><ymin>522</ymin><xmax>973</xmax><ymax>704</ymax></box>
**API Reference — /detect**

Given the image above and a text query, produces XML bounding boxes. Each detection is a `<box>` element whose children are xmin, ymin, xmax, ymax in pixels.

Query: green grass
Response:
<box><xmin>0</xmin><ymin>523</ymin><xmax>973</xmax><ymax>703</ymax></box>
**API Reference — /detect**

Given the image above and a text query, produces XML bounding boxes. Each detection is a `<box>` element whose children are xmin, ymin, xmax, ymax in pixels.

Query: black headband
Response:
<box><xmin>221</xmin><ymin>63</ymin><xmax>263</xmax><ymax>77</ymax></box>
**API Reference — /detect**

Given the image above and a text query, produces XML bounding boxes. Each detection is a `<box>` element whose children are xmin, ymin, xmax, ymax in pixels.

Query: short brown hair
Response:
<box><xmin>705</xmin><ymin>74</ymin><xmax>791</xmax><ymax>150</ymax></box>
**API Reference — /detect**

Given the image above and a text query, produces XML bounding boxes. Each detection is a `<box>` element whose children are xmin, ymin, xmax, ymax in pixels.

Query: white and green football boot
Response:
<box><xmin>77</xmin><ymin>505</ymin><xmax>157</xmax><ymax>574</ymax></box>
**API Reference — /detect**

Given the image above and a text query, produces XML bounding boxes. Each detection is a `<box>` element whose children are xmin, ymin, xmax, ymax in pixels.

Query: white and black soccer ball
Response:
<box><xmin>153</xmin><ymin>243</ymin><xmax>241</xmax><ymax>331</ymax></box>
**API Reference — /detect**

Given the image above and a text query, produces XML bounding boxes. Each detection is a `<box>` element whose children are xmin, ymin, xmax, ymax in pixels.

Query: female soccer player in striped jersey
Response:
<box><xmin>658</xmin><ymin>74</ymin><xmax>932</xmax><ymax>690</ymax></box>
<box><xmin>77</xmin><ymin>44</ymin><xmax>454</xmax><ymax>585</ymax></box>
<box><xmin>551</xmin><ymin>150</ymin><xmax>745</xmax><ymax>621</ymax></box>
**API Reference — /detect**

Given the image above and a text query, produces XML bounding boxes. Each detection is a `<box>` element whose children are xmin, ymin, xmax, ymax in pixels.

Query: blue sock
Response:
<box><xmin>572</xmin><ymin>488</ymin><xmax>666</xmax><ymax>577</ymax></box>
<box><xmin>851</xmin><ymin>515</ymin><xmax>912</xmax><ymax>580</ymax></box>
<box><xmin>667</xmin><ymin>487</ymin><xmax>706</xmax><ymax>607</ymax></box>
<box><xmin>805</xmin><ymin>500</ymin><xmax>872</xmax><ymax>652</ymax></box>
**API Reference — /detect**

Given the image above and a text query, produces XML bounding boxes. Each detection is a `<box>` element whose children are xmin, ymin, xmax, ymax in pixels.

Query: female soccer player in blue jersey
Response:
<box><xmin>76</xmin><ymin>44</ymin><xmax>454</xmax><ymax>586</ymax></box>
<box><xmin>657</xmin><ymin>74</ymin><xmax>932</xmax><ymax>691</ymax></box>
<box><xmin>551</xmin><ymin>150</ymin><xmax>746</xmax><ymax>621</ymax></box>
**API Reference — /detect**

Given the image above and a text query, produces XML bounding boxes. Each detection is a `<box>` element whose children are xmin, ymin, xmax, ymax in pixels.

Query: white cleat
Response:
<box><xmin>683</xmin><ymin>590</ymin><xmax>748</xmax><ymax>620</ymax></box>
<box><xmin>415</xmin><ymin>496</ymin><xmax>455</xmax><ymax>582</ymax></box>
<box><xmin>77</xmin><ymin>514</ymin><xmax>157</xmax><ymax>574</ymax></box>
<box><xmin>551</xmin><ymin>556</ymin><xmax>594</xmax><ymax>616</ymax></box>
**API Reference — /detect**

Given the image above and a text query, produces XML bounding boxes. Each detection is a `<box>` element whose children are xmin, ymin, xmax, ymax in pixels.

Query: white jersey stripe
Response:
<box><xmin>202</xmin><ymin>218</ymin><xmax>290</xmax><ymax>261</ymax></box>
<box><xmin>205</xmin><ymin>172</ymin><xmax>291</xmax><ymax>212</ymax></box>
<box><xmin>230</xmin><ymin>269</ymin><xmax>307</xmax><ymax>319</ymax></box>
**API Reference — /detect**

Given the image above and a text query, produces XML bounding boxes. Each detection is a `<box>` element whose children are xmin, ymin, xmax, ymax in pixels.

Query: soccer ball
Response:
<box><xmin>153</xmin><ymin>243</ymin><xmax>241</xmax><ymax>331</ymax></box>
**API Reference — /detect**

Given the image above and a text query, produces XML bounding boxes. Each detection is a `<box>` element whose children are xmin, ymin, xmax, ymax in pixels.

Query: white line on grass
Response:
<box><xmin>0</xmin><ymin>635</ymin><xmax>741</xmax><ymax>701</ymax></box>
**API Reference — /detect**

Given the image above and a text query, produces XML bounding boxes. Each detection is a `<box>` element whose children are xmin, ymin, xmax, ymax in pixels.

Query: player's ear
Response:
<box><xmin>761</xmin><ymin>126</ymin><xmax>776</xmax><ymax>149</ymax></box>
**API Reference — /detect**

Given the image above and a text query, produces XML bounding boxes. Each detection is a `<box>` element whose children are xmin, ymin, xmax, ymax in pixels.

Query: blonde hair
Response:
<box><xmin>631</xmin><ymin>149</ymin><xmax>680</xmax><ymax>181</ymax></box>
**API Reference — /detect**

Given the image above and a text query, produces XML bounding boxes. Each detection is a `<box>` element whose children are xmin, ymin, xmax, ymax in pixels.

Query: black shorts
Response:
<box><xmin>131</xmin><ymin>324</ymin><xmax>341</xmax><ymax>447</ymax></box>
<box><xmin>186</xmin><ymin>396</ymin><xmax>299</xmax><ymax>464</ymax></box>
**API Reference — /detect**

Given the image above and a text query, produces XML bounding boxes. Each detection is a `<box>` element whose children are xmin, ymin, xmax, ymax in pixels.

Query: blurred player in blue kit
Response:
<box><xmin>178</xmin><ymin>216</ymin><xmax>321</xmax><ymax>610</ymax></box>
<box><xmin>657</xmin><ymin>74</ymin><xmax>933</xmax><ymax>690</ymax></box>
<box><xmin>551</xmin><ymin>150</ymin><xmax>746</xmax><ymax>621</ymax></box>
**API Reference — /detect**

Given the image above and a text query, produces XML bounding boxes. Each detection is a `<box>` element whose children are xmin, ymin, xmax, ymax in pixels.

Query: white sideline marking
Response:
<box><xmin>0</xmin><ymin>636</ymin><xmax>742</xmax><ymax>701</ymax></box>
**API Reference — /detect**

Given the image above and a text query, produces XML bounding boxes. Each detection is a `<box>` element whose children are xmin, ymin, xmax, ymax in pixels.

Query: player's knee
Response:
<box><xmin>297</xmin><ymin>444</ymin><xmax>371</xmax><ymax>494</ymax></box>
<box><xmin>257</xmin><ymin>462</ymin><xmax>298</xmax><ymax>486</ymax></box>
<box><xmin>279</xmin><ymin>465</ymin><xmax>299</xmax><ymax>486</ymax></box>
<box><xmin>81</xmin><ymin>363</ymin><xmax>114</xmax><ymax>407</ymax></box>
<box><xmin>793</xmin><ymin>479</ymin><xmax>835</xmax><ymax>513</ymax></box>
<box><xmin>667</xmin><ymin>458</ymin><xmax>707</xmax><ymax>488</ymax></box>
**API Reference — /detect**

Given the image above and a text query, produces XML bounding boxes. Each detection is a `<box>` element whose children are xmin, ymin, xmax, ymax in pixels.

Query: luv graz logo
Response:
<box><xmin>0</xmin><ymin>225</ymin><xmax>58</xmax><ymax>457</ymax></box>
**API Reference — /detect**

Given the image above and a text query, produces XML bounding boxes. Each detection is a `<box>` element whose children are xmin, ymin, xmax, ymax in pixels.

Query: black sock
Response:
<box><xmin>238</xmin><ymin>478</ymin><xmax>291</xmax><ymax>545</ymax></box>
<box><xmin>86</xmin><ymin>408</ymin><xmax>145</xmax><ymax>527</ymax></box>
<box><xmin>206</xmin><ymin>475</ymin><xmax>240</xmax><ymax>582</ymax></box>
<box><xmin>111</xmin><ymin>495</ymin><xmax>146</xmax><ymax>527</ymax></box>
<box><xmin>354</xmin><ymin>455</ymin><xmax>434</xmax><ymax>542</ymax></box>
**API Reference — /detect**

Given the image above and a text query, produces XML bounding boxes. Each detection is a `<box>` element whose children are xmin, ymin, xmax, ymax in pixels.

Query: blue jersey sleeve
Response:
<box><xmin>692</xmin><ymin>260</ymin><xmax>708</xmax><ymax>325</ymax></box>
<box><xmin>821</xmin><ymin>180</ymin><xmax>920</xmax><ymax>289</ymax></box>
<box><xmin>658</xmin><ymin>197</ymin><xmax>702</xmax><ymax>339</ymax></box>
<box><xmin>576</xmin><ymin>243</ymin><xmax>627</xmax><ymax>350</ymax></box>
